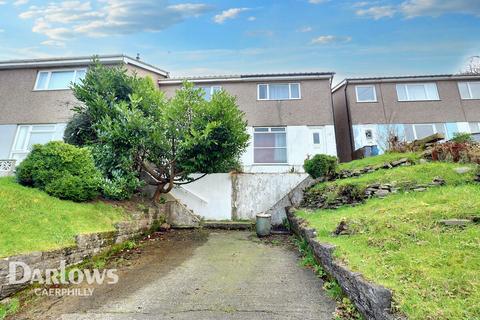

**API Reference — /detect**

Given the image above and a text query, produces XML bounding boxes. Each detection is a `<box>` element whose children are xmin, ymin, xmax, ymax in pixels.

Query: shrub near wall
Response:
<box><xmin>16</xmin><ymin>141</ymin><xmax>101</xmax><ymax>202</ymax></box>
<box><xmin>304</xmin><ymin>154</ymin><xmax>338</xmax><ymax>179</ymax></box>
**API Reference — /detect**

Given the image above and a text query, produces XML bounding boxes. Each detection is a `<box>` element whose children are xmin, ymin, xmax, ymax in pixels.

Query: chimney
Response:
<box><xmin>136</xmin><ymin>53</ymin><xmax>141</xmax><ymax>60</ymax></box>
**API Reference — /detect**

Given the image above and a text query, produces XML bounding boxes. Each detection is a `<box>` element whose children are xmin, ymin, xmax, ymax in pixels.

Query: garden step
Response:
<box><xmin>203</xmin><ymin>220</ymin><xmax>254</xmax><ymax>230</ymax></box>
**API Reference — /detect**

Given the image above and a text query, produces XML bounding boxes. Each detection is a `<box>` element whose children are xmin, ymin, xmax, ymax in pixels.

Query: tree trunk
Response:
<box><xmin>153</xmin><ymin>184</ymin><xmax>166</xmax><ymax>202</ymax></box>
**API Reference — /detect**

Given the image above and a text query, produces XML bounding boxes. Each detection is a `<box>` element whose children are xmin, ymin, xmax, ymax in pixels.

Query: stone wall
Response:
<box><xmin>287</xmin><ymin>208</ymin><xmax>405</xmax><ymax>320</ymax></box>
<box><xmin>0</xmin><ymin>203</ymin><xmax>166</xmax><ymax>300</ymax></box>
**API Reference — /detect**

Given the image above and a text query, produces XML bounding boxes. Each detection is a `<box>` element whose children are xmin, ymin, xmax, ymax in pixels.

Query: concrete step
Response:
<box><xmin>203</xmin><ymin>220</ymin><xmax>254</xmax><ymax>230</ymax></box>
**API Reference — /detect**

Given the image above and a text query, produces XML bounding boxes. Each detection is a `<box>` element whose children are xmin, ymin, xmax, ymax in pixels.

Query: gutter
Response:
<box><xmin>158</xmin><ymin>74</ymin><xmax>333</xmax><ymax>85</ymax></box>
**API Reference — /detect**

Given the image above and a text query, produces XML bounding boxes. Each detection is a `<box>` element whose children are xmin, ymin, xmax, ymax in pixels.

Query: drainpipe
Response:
<box><xmin>344</xmin><ymin>80</ymin><xmax>355</xmax><ymax>161</ymax></box>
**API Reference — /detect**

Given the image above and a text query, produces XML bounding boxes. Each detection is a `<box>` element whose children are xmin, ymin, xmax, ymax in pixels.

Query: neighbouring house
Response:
<box><xmin>0</xmin><ymin>55</ymin><xmax>168</xmax><ymax>164</ymax></box>
<box><xmin>158</xmin><ymin>73</ymin><xmax>338</xmax><ymax>173</ymax></box>
<box><xmin>332</xmin><ymin>74</ymin><xmax>480</xmax><ymax>162</ymax></box>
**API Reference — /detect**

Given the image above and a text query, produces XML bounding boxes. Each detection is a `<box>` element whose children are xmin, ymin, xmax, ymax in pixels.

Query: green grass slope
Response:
<box><xmin>0</xmin><ymin>177</ymin><xmax>126</xmax><ymax>258</ymax></box>
<box><xmin>313</xmin><ymin>162</ymin><xmax>476</xmax><ymax>192</ymax></box>
<box><xmin>298</xmin><ymin>158</ymin><xmax>480</xmax><ymax>320</ymax></box>
<box><xmin>338</xmin><ymin>152</ymin><xmax>420</xmax><ymax>171</ymax></box>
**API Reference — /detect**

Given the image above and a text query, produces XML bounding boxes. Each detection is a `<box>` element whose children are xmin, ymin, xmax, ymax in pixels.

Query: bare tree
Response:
<box><xmin>460</xmin><ymin>56</ymin><xmax>480</xmax><ymax>75</ymax></box>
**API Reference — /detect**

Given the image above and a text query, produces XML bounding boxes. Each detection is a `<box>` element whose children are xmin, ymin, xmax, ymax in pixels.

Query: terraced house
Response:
<box><xmin>158</xmin><ymin>73</ymin><xmax>337</xmax><ymax>173</ymax></box>
<box><xmin>0</xmin><ymin>55</ymin><xmax>337</xmax><ymax>174</ymax></box>
<box><xmin>0</xmin><ymin>55</ymin><xmax>168</xmax><ymax>163</ymax></box>
<box><xmin>332</xmin><ymin>74</ymin><xmax>480</xmax><ymax>161</ymax></box>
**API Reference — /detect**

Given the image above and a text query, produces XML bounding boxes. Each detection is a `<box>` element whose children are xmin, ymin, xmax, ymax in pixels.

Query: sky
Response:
<box><xmin>0</xmin><ymin>0</ymin><xmax>479</xmax><ymax>81</ymax></box>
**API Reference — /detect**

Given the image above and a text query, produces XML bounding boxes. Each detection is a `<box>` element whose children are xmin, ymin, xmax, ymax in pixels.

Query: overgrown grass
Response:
<box><xmin>297</xmin><ymin>185</ymin><xmax>480</xmax><ymax>320</ymax></box>
<box><xmin>338</xmin><ymin>152</ymin><xmax>420</xmax><ymax>171</ymax></box>
<box><xmin>0</xmin><ymin>177</ymin><xmax>126</xmax><ymax>258</ymax></box>
<box><xmin>314</xmin><ymin>162</ymin><xmax>476</xmax><ymax>192</ymax></box>
<box><xmin>0</xmin><ymin>298</ymin><xmax>19</xmax><ymax>320</ymax></box>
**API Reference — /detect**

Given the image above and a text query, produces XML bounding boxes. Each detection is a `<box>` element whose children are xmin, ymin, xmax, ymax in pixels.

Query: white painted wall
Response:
<box><xmin>352</xmin><ymin>122</ymin><xmax>473</xmax><ymax>154</ymax></box>
<box><xmin>232</xmin><ymin>173</ymin><xmax>308</xmax><ymax>221</ymax></box>
<box><xmin>241</xmin><ymin>125</ymin><xmax>337</xmax><ymax>173</ymax></box>
<box><xmin>170</xmin><ymin>173</ymin><xmax>232</xmax><ymax>220</ymax></box>
<box><xmin>169</xmin><ymin>172</ymin><xmax>309</xmax><ymax>223</ymax></box>
<box><xmin>0</xmin><ymin>125</ymin><xmax>17</xmax><ymax>159</ymax></box>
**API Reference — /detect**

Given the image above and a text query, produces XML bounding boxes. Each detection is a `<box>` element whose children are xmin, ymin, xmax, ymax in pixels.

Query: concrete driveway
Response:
<box><xmin>15</xmin><ymin>230</ymin><xmax>335</xmax><ymax>320</ymax></box>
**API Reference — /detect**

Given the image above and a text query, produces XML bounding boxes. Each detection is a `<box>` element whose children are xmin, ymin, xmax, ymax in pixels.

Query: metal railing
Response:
<box><xmin>0</xmin><ymin>159</ymin><xmax>16</xmax><ymax>177</ymax></box>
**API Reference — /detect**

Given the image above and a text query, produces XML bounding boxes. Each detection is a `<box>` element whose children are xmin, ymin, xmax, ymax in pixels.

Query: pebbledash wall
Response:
<box><xmin>159</xmin><ymin>74</ymin><xmax>338</xmax><ymax>173</ymax></box>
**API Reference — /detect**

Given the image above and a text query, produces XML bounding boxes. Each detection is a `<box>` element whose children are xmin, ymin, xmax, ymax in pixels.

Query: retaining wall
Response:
<box><xmin>287</xmin><ymin>208</ymin><xmax>404</xmax><ymax>320</ymax></box>
<box><xmin>0</xmin><ymin>204</ymin><xmax>166</xmax><ymax>300</ymax></box>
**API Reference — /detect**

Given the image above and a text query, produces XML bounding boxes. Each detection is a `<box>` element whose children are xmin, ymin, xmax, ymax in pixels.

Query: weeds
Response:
<box><xmin>0</xmin><ymin>298</ymin><xmax>19</xmax><ymax>320</ymax></box>
<box><xmin>294</xmin><ymin>236</ymin><xmax>363</xmax><ymax>320</ymax></box>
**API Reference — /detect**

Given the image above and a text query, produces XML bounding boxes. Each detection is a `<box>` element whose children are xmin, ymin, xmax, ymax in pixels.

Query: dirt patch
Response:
<box><xmin>11</xmin><ymin>229</ymin><xmax>209</xmax><ymax>320</ymax></box>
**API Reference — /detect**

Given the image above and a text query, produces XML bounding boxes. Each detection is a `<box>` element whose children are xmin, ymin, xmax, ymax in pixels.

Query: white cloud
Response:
<box><xmin>41</xmin><ymin>39</ymin><xmax>66</xmax><ymax>47</ymax></box>
<box><xmin>213</xmin><ymin>8</ymin><xmax>249</xmax><ymax>24</ymax></box>
<box><xmin>0</xmin><ymin>29</ymin><xmax>4</xmax><ymax>32</ymax></box>
<box><xmin>356</xmin><ymin>0</ymin><xmax>480</xmax><ymax>20</ymax></box>
<box><xmin>311</xmin><ymin>35</ymin><xmax>352</xmax><ymax>45</ymax></box>
<box><xmin>247</xmin><ymin>16</ymin><xmax>256</xmax><ymax>21</ymax></box>
<box><xmin>0</xmin><ymin>1</ymin><xmax>6</xmax><ymax>5</ymax></box>
<box><xmin>13</xmin><ymin>0</ymin><xmax>28</xmax><ymax>6</ymax></box>
<box><xmin>20</xmin><ymin>0</ymin><xmax>212</xmax><ymax>40</ymax></box>
<box><xmin>308</xmin><ymin>0</ymin><xmax>328</xmax><ymax>4</ymax></box>
<box><xmin>401</xmin><ymin>0</ymin><xmax>480</xmax><ymax>18</ymax></box>
<box><xmin>298</xmin><ymin>26</ymin><xmax>313</xmax><ymax>32</ymax></box>
<box><xmin>356</xmin><ymin>5</ymin><xmax>395</xmax><ymax>19</ymax></box>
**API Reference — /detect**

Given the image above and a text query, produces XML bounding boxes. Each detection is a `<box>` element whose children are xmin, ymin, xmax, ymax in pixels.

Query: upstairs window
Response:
<box><xmin>198</xmin><ymin>85</ymin><xmax>222</xmax><ymax>101</ymax></box>
<box><xmin>355</xmin><ymin>85</ymin><xmax>377</xmax><ymax>102</ymax></box>
<box><xmin>257</xmin><ymin>83</ymin><xmax>301</xmax><ymax>100</ymax></box>
<box><xmin>458</xmin><ymin>82</ymin><xmax>480</xmax><ymax>100</ymax></box>
<box><xmin>34</xmin><ymin>69</ymin><xmax>86</xmax><ymax>90</ymax></box>
<box><xmin>396</xmin><ymin>83</ymin><xmax>439</xmax><ymax>101</ymax></box>
<box><xmin>253</xmin><ymin>127</ymin><xmax>287</xmax><ymax>164</ymax></box>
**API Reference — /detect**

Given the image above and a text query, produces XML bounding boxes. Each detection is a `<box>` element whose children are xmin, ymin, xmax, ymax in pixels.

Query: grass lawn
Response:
<box><xmin>313</xmin><ymin>162</ymin><xmax>476</xmax><ymax>192</ymax></box>
<box><xmin>0</xmin><ymin>177</ymin><xmax>127</xmax><ymax>258</ymax></box>
<box><xmin>338</xmin><ymin>152</ymin><xmax>420</xmax><ymax>171</ymax></box>
<box><xmin>298</xmin><ymin>179</ymin><xmax>480</xmax><ymax>319</ymax></box>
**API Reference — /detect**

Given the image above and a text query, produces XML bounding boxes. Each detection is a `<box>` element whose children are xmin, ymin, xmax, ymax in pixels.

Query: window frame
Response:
<box><xmin>458</xmin><ymin>81</ymin><xmax>480</xmax><ymax>100</ymax></box>
<box><xmin>396</xmin><ymin>83</ymin><xmax>440</xmax><ymax>102</ymax></box>
<box><xmin>253</xmin><ymin>127</ymin><xmax>288</xmax><ymax>164</ymax></box>
<box><xmin>33</xmin><ymin>68</ymin><xmax>87</xmax><ymax>91</ymax></box>
<box><xmin>197</xmin><ymin>85</ymin><xmax>222</xmax><ymax>101</ymax></box>
<box><xmin>355</xmin><ymin>85</ymin><xmax>377</xmax><ymax>103</ymax></box>
<box><xmin>257</xmin><ymin>83</ymin><xmax>301</xmax><ymax>101</ymax></box>
<box><xmin>9</xmin><ymin>124</ymin><xmax>59</xmax><ymax>161</ymax></box>
<box><xmin>405</xmin><ymin>123</ymin><xmax>446</xmax><ymax>141</ymax></box>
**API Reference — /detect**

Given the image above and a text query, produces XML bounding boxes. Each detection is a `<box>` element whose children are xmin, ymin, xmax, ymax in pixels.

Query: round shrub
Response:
<box><xmin>303</xmin><ymin>154</ymin><xmax>338</xmax><ymax>179</ymax></box>
<box><xmin>16</xmin><ymin>141</ymin><xmax>101</xmax><ymax>201</ymax></box>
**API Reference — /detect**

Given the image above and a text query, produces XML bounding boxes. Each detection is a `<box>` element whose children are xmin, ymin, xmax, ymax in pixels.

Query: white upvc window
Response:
<box><xmin>257</xmin><ymin>83</ymin><xmax>301</xmax><ymax>100</ymax></box>
<box><xmin>198</xmin><ymin>85</ymin><xmax>222</xmax><ymax>101</ymax></box>
<box><xmin>355</xmin><ymin>85</ymin><xmax>377</xmax><ymax>102</ymax></box>
<box><xmin>34</xmin><ymin>69</ymin><xmax>87</xmax><ymax>91</ymax></box>
<box><xmin>468</xmin><ymin>122</ymin><xmax>480</xmax><ymax>133</ymax></box>
<box><xmin>10</xmin><ymin>124</ymin><xmax>59</xmax><ymax>162</ymax></box>
<box><xmin>404</xmin><ymin>123</ymin><xmax>446</xmax><ymax>141</ymax></box>
<box><xmin>458</xmin><ymin>82</ymin><xmax>480</xmax><ymax>100</ymax></box>
<box><xmin>253</xmin><ymin>127</ymin><xmax>287</xmax><ymax>164</ymax></box>
<box><xmin>396</xmin><ymin>83</ymin><xmax>439</xmax><ymax>101</ymax></box>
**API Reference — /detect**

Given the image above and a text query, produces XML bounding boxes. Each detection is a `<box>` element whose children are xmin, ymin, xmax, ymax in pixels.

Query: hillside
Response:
<box><xmin>0</xmin><ymin>177</ymin><xmax>126</xmax><ymax>258</ymax></box>
<box><xmin>296</xmin><ymin>155</ymin><xmax>480</xmax><ymax>320</ymax></box>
